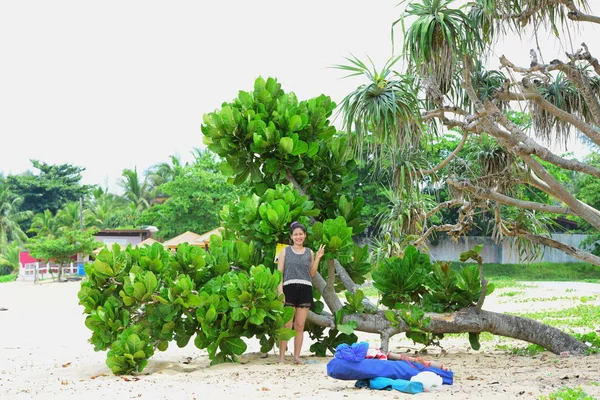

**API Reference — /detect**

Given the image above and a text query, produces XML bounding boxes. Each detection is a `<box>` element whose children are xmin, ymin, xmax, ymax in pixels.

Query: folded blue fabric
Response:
<box><xmin>327</xmin><ymin>358</ymin><xmax>454</xmax><ymax>385</ymax></box>
<box><xmin>369</xmin><ymin>377</ymin><xmax>424</xmax><ymax>394</ymax></box>
<box><xmin>333</xmin><ymin>342</ymin><xmax>369</xmax><ymax>363</ymax></box>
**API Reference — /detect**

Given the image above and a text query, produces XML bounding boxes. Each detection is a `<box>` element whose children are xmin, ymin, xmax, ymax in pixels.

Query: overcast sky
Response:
<box><xmin>1</xmin><ymin>1</ymin><xmax>597</xmax><ymax>194</ymax></box>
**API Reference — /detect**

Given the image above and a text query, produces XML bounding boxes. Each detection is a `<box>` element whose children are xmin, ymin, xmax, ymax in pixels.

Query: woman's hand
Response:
<box><xmin>315</xmin><ymin>244</ymin><xmax>325</xmax><ymax>260</ymax></box>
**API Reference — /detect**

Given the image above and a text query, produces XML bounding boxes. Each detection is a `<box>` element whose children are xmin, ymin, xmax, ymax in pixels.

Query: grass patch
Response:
<box><xmin>451</xmin><ymin>261</ymin><xmax>600</xmax><ymax>281</ymax></box>
<box><xmin>499</xmin><ymin>291</ymin><xmax>524</xmax><ymax>297</ymax></box>
<box><xmin>571</xmin><ymin>332</ymin><xmax>600</xmax><ymax>355</ymax></box>
<box><xmin>0</xmin><ymin>274</ymin><xmax>17</xmax><ymax>283</ymax></box>
<box><xmin>495</xmin><ymin>343</ymin><xmax>545</xmax><ymax>356</ymax></box>
<box><xmin>509</xmin><ymin>305</ymin><xmax>600</xmax><ymax>330</ymax></box>
<box><xmin>539</xmin><ymin>386</ymin><xmax>595</xmax><ymax>399</ymax></box>
<box><xmin>509</xmin><ymin>296</ymin><xmax>584</xmax><ymax>303</ymax></box>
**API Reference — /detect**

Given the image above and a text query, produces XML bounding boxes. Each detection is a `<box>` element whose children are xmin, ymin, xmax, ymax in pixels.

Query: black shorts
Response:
<box><xmin>283</xmin><ymin>283</ymin><xmax>313</xmax><ymax>308</ymax></box>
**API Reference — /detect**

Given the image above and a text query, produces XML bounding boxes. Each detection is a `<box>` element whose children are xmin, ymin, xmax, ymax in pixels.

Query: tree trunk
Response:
<box><xmin>307</xmin><ymin>306</ymin><xmax>589</xmax><ymax>355</ymax></box>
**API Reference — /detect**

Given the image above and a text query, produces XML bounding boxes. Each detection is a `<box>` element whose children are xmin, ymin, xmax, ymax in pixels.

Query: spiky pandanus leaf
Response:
<box><xmin>467</xmin><ymin>0</ymin><xmax>591</xmax><ymax>40</ymax></box>
<box><xmin>531</xmin><ymin>73</ymin><xmax>586</xmax><ymax>147</ymax></box>
<box><xmin>462</xmin><ymin>134</ymin><xmax>521</xmax><ymax>195</ymax></box>
<box><xmin>469</xmin><ymin>61</ymin><xmax>508</xmax><ymax>109</ymax></box>
<box><xmin>399</xmin><ymin>0</ymin><xmax>483</xmax><ymax>101</ymax></box>
<box><xmin>335</xmin><ymin>54</ymin><xmax>423</xmax><ymax>166</ymax></box>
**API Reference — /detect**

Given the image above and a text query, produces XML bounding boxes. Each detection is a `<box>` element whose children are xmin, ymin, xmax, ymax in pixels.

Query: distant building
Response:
<box><xmin>94</xmin><ymin>227</ymin><xmax>156</xmax><ymax>248</ymax></box>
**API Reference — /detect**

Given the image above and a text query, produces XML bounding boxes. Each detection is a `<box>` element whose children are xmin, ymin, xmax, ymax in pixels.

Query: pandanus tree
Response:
<box><xmin>333</xmin><ymin>0</ymin><xmax>600</xmax><ymax>353</ymax></box>
<box><xmin>373</xmin><ymin>0</ymin><xmax>600</xmax><ymax>265</ymax></box>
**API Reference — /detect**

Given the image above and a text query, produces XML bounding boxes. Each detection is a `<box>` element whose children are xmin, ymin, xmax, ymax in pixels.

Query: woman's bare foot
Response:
<box><xmin>293</xmin><ymin>358</ymin><xmax>303</xmax><ymax>365</ymax></box>
<box><xmin>279</xmin><ymin>358</ymin><xmax>286</xmax><ymax>364</ymax></box>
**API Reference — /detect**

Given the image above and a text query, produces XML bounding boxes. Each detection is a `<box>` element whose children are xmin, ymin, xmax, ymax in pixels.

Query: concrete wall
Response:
<box><xmin>426</xmin><ymin>234</ymin><xmax>590</xmax><ymax>264</ymax></box>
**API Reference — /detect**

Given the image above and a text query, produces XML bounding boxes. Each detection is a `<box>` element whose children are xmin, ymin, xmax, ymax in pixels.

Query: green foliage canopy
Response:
<box><xmin>6</xmin><ymin>160</ymin><xmax>91</xmax><ymax>218</ymax></box>
<box><xmin>138</xmin><ymin>152</ymin><xmax>249</xmax><ymax>240</ymax></box>
<box><xmin>78</xmin><ymin>242</ymin><xmax>295</xmax><ymax>374</ymax></box>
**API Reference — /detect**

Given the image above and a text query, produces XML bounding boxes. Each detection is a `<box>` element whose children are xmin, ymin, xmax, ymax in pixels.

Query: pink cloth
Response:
<box><xmin>366</xmin><ymin>348</ymin><xmax>388</xmax><ymax>360</ymax></box>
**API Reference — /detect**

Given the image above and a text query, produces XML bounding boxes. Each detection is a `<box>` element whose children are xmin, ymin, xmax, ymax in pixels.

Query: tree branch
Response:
<box><xmin>424</xmin><ymin>199</ymin><xmax>465</xmax><ymax>220</ymax></box>
<box><xmin>563</xmin><ymin>0</ymin><xmax>600</xmax><ymax>24</ymax></box>
<box><xmin>518</xmin><ymin>231</ymin><xmax>600</xmax><ymax>265</ymax></box>
<box><xmin>495</xmin><ymin>88</ymin><xmax>600</xmax><ymax>147</ymax></box>
<box><xmin>412</xmin><ymin>203</ymin><xmax>474</xmax><ymax>248</ymax></box>
<box><xmin>447</xmin><ymin>179</ymin><xmax>578</xmax><ymax>216</ymax></box>
<box><xmin>422</xmin><ymin>132</ymin><xmax>469</xmax><ymax>175</ymax></box>
<box><xmin>496</xmin><ymin>0</ymin><xmax>561</xmax><ymax>24</ymax></box>
<box><xmin>285</xmin><ymin>169</ymin><xmax>307</xmax><ymax>196</ymax></box>
<box><xmin>421</xmin><ymin>106</ymin><xmax>469</xmax><ymax>120</ymax></box>
<box><xmin>334</xmin><ymin>260</ymin><xmax>377</xmax><ymax>313</ymax></box>
<box><xmin>463</xmin><ymin>57</ymin><xmax>600</xmax><ymax>229</ymax></box>
<box><xmin>475</xmin><ymin>98</ymin><xmax>600</xmax><ymax>179</ymax></box>
<box><xmin>494</xmin><ymin>0</ymin><xmax>600</xmax><ymax>26</ymax></box>
<box><xmin>324</xmin><ymin>259</ymin><xmax>341</xmax><ymax>313</ymax></box>
<box><xmin>521</xmin><ymin>153</ymin><xmax>600</xmax><ymax>230</ymax></box>
<box><xmin>571</xmin><ymin>42</ymin><xmax>600</xmax><ymax>76</ymax></box>
<box><xmin>520</xmin><ymin>163</ymin><xmax>600</xmax><ymax>223</ymax></box>
<box><xmin>312</xmin><ymin>271</ymin><xmax>342</xmax><ymax>312</ymax></box>
<box><xmin>513</xmin><ymin>142</ymin><xmax>600</xmax><ymax>179</ymax></box>
<box><xmin>308</xmin><ymin>308</ymin><xmax>589</xmax><ymax>355</ymax></box>
<box><xmin>552</xmin><ymin>58</ymin><xmax>600</xmax><ymax>128</ymax></box>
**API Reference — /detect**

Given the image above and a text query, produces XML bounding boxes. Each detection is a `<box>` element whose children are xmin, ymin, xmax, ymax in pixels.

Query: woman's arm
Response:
<box><xmin>310</xmin><ymin>244</ymin><xmax>325</xmax><ymax>277</ymax></box>
<box><xmin>277</xmin><ymin>249</ymin><xmax>286</xmax><ymax>296</ymax></box>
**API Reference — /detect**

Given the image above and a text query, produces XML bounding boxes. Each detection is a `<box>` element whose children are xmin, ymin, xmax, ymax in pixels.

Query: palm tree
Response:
<box><xmin>87</xmin><ymin>192</ymin><xmax>128</xmax><ymax>229</ymax></box>
<box><xmin>118</xmin><ymin>168</ymin><xmax>151</xmax><ymax>211</ymax></box>
<box><xmin>147</xmin><ymin>155</ymin><xmax>184</xmax><ymax>188</ymax></box>
<box><xmin>57</xmin><ymin>202</ymin><xmax>83</xmax><ymax>231</ymax></box>
<box><xmin>0</xmin><ymin>242</ymin><xmax>23</xmax><ymax>275</ymax></box>
<box><xmin>28</xmin><ymin>209</ymin><xmax>60</xmax><ymax>238</ymax></box>
<box><xmin>0</xmin><ymin>184</ymin><xmax>32</xmax><ymax>249</ymax></box>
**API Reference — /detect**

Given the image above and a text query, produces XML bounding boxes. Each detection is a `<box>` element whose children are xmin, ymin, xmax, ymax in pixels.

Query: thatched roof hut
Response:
<box><xmin>162</xmin><ymin>227</ymin><xmax>223</xmax><ymax>250</ymax></box>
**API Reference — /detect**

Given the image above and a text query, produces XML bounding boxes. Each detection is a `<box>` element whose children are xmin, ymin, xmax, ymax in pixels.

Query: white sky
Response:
<box><xmin>1</xmin><ymin>1</ymin><xmax>598</xmax><ymax>194</ymax></box>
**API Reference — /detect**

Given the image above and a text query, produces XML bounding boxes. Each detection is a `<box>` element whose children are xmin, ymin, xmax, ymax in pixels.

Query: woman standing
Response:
<box><xmin>277</xmin><ymin>221</ymin><xmax>325</xmax><ymax>364</ymax></box>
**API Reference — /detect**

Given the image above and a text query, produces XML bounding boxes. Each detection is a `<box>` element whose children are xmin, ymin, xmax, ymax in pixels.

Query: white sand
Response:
<box><xmin>0</xmin><ymin>280</ymin><xmax>599</xmax><ymax>400</ymax></box>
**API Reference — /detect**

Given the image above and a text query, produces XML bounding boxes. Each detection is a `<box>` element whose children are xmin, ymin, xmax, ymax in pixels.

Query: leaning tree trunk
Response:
<box><xmin>307</xmin><ymin>306</ymin><xmax>589</xmax><ymax>355</ymax></box>
<box><xmin>307</xmin><ymin>260</ymin><xmax>589</xmax><ymax>356</ymax></box>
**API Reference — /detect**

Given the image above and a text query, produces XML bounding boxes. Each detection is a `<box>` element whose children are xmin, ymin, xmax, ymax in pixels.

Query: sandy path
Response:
<box><xmin>0</xmin><ymin>280</ymin><xmax>598</xmax><ymax>399</ymax></box>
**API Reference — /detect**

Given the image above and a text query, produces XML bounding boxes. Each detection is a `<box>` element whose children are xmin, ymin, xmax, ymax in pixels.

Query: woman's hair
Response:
<box><xmin>289</xmin><ymin>221</ymin><xmax>307</xmax><ymax>235</ymax></box>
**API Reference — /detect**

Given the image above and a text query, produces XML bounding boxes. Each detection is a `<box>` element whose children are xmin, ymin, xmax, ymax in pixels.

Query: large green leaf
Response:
<box><xmin>126</xmin><ymin>334</ymin><xmax>144</xmax><ymax>354</ymax></box>
<box><xmin>221</xmin><ymin>337</ymin><xmax>247</xmax><ymax>355</ymax></box>
<box><xmin>289</xmin><ymin>115</ymin><xmax>302</xmax><ymax>132</ymax></box>
<box><xmin>93</xmin><ymin>260</ymin><xmax>114</xmax><ymax>276</ymax></box>
<box><xmin>279</xmin><ymin>137</ymin><xmax>294</xmax><ymax>154</ymax></box>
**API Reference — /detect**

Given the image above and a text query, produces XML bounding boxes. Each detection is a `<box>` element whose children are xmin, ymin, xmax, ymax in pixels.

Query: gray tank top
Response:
<box><xmin>283</xmin><ymin>246</ymin><xmax>312</xmax><ymax>286</ymax></box>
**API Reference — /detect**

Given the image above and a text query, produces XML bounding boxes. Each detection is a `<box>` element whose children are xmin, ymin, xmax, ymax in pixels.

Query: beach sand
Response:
<box><xmin>1</xmin><ymin>280</ymin><xmax>599</xmax><ymax>399</ymax></box>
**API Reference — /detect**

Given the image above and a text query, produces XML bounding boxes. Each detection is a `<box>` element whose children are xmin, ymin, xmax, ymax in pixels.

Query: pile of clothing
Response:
<box><xmin>326</xmin><ymin>342</ymin><xmax>453</xmax><ymax>394</ymax></box>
